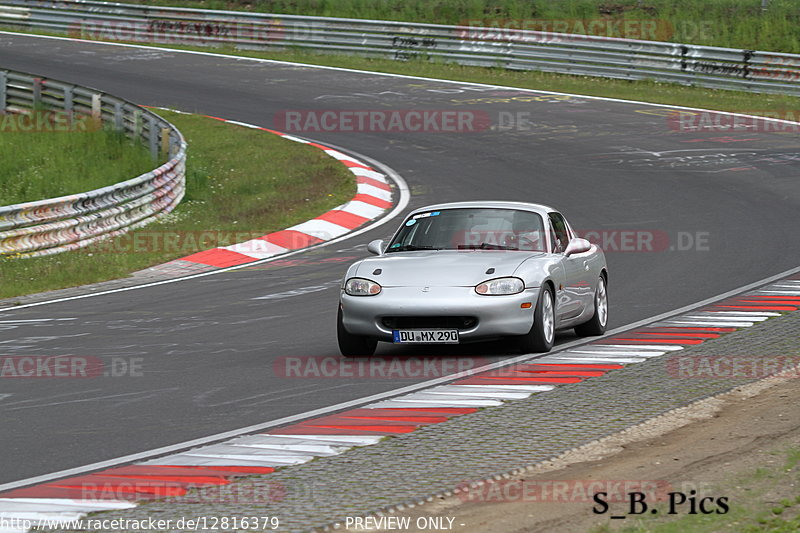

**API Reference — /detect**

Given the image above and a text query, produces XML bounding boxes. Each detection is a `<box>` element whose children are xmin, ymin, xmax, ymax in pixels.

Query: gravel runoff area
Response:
<box><xmin>47</xmin><ymin>308</ymin><xmax>800</xmax><ymax>533</ymax></box>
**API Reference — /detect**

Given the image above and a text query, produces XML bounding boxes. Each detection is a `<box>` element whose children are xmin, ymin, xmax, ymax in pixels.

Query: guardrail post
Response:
<box><xmin>148</xmin><ymin>115</ymin><xmax>158</xmax><ymax>160</ymax></box>
<box><xmin>63</xmin><ymin>86</ymin><xmax>73</xmax><ymax>128</ymax></box>
<box><xmin>169</xmin><ymin>132</ymin><xmax>179</xmax><ymax>157</ymax></box>
<box><xmin>0</xmin><ymin>71</ymin><xmax>6</xmax><ymax>112</ymax></box>
<box><xmin>91</xmin><ymin>93</ymin><xmax>102</xmax><ymax>129</ymax></box>
<box><xmin>133</xmin><ymin>108</ymin><xmax>143</xmax><ymax>140</ymax></box>
<box><xmin>63</xmin><ymin>86</ymin><xmax>73</xmax><ymax>114</ymax></box>
<box><xmin>160</xmin><ymin>127</ymin><xmax>170</xmax><ymax>157</ymax></box>
<box><xmin>32</xmin><ymin>77</ymin><xmax>42</xmax><ymax>107</ymax></box>
<box><xmin>114</xmin><ymin>101</ymin><xmax>123</xmax><ymax>132</ymax></box>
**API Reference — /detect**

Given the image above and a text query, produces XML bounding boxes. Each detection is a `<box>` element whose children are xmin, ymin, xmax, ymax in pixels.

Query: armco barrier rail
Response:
<box><xmin>1</xmin><ymin>0</ymin><xmax>799</xmax><ymax>95</ymax></box>
<box><xmin>0</xmin><ymin>69</ymin><xmax>186</xmax><ymax>257</ymax></box>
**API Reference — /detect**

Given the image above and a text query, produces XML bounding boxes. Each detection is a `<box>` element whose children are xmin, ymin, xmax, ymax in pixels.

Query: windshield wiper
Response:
<box><xmin>458</xmin><ymin>243</ymin><xmax>518</xmax><ymax>250</ymax></box>
<box><xmin>388</xmin><ymin>244</ymin><xmax>439</xmax><ymax>252</ymax></box>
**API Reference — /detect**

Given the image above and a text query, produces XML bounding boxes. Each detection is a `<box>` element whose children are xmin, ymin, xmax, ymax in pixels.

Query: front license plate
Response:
<box><xmin>392</xmin><ymin>329</ymin><xmax>460</xmax><ymax>344</ymax></box>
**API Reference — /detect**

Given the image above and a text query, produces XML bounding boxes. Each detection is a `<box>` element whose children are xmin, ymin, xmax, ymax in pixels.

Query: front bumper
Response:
<box><xmin>340</xmin><ymin>286</ymin><xmax>541</xmax><ymax>341</ymax></box>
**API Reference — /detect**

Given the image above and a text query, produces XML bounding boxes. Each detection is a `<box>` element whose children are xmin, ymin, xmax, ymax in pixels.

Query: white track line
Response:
<box><xmin>563</xmin><ymin>349</ymin><xmax>668</xmax><ymax>357</ymax></box>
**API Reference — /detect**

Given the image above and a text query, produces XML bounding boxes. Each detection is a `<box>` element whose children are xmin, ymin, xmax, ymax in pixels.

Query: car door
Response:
<box><xmin>564</xmin><ymin>216</ymin><xmax>601</xmax><ymax>311</ymax></box>
<box><xmin>549</xmin><ymin>212</ymin><xmax>590</xmax><ymax>320</ymax></box>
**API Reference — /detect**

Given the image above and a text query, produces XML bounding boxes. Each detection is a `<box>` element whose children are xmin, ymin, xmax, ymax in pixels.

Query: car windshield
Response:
<box><xmin>386</xmin><ymin>208</ymin><xmax>547</xmax><ymax>253</ymax></box>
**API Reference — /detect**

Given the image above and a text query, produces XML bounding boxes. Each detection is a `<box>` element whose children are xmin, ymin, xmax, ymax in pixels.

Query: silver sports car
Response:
<box><xmin>337</xmin><ymin>201</ymin><xmax>608</xmax><ymax>356</ymax></box>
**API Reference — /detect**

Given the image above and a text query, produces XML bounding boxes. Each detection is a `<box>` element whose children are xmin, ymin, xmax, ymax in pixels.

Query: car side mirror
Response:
<box><xmin>367</xmin><ymin>239</ymin><xmax>385</xmax><ymax>255</ymax></box>
<box><xmin>564</xmin><ymin>237</ymin><xmax>592</xmax><ymax>257</ymax></box>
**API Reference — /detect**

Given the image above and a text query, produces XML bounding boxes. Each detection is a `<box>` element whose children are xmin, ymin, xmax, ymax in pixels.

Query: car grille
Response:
<box><xmin>381</xmin><ymin>316</ymin><xmax>478</xmax><ymax>330</ymax></box>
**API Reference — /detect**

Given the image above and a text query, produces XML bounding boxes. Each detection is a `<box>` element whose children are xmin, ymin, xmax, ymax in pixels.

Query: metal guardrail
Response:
<box><xmin>1</xmin><ymin>0</ymin><xmax>800</xmax><ymax>95</ymax></box>
<box><xmin>0</xmin><ymin>68</ymin><xmax>186</xmax><ymax>257</ymax></box>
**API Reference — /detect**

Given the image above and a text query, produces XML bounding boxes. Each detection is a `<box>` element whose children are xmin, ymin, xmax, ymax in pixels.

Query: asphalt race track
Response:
<box><xmin>1</xmin><ymin>33</ymin><xmax>799</xmax><ymax>485</ymax></box>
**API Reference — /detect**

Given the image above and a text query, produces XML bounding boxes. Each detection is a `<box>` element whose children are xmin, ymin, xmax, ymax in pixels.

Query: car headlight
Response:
<box><xmin>345</xmin><ymin>277</ymin><xmax>382</xmax><ymax>296</ymax></box>
<box><xmin>475</xmin><ymin>277</ymin><xmax>524</xmax><ymax>295</ymax></box>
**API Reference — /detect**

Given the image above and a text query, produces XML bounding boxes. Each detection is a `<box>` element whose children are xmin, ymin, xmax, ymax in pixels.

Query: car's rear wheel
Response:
<box><xmin>518</xmin><ymin>286</ymin><xmax>555</xmax><ymax>353</ymax></box>
<box><xmin>337</xmin><ymin>307</ymin><xmax>377</xmax><ymax>357</ymax></box>
<box><xmin>575</xmin><ymin>275</ymin><xmax>608</xmax><ymax>336</ymax></box>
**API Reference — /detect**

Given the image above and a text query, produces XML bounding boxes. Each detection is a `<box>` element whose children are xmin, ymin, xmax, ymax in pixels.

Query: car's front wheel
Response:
<box><xmin>575</xmin><ymin>275</ymin><xmax>608</xmax><ymax>336</ymax></box>
<box><xmin>518</xmin><ymin>286</ymin><xmax>555</xmax><ymax>353</ymax></box>
<box><xmin>337</xmin><ymin>307</ymin><xmax>377</xmax><ymax>357</ymax></box>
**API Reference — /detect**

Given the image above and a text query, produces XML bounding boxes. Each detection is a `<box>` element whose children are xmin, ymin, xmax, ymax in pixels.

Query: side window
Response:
<box><xmin>548</xmin><ymin>212</ymin><xmax>570</xmax><ymax>254</ymax></box>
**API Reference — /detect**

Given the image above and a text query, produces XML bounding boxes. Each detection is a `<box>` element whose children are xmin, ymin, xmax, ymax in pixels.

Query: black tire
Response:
<box><xmin>518</xmin><ymin>285</ymin><xmax>555</xmax><ymax>353</ymax></box>
<box><xmin>575</xmin><ymin>275</ymin><xmax>608</xmax><ymax>337</ymax></box>
<box><xmin>337</xmin><ymin>307</ymin><xmax>377</xmax><ymax>357</ymax></box>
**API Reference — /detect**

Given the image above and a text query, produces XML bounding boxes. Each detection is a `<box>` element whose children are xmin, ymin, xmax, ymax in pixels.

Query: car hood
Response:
<box><xmin>354</xmin><ymin>250</ymin><xmax>544</xmax><ymax>287</ymax></box>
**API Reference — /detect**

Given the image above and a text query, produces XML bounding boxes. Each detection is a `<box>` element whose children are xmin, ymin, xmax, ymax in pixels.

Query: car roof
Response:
<box><xmin>407</xmin><ymin>201</ymin><xmax>556</xmax><ymax>217</ymax></box>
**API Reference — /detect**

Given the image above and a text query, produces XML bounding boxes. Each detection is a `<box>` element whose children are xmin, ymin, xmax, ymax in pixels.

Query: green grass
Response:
<box><xmin>0</xmin><ymin>109</ymin><xmax>356</xmax><ymax>300</ymax></box>
<box><xmin>0</xmin><ymin>123</ymin><xmax>157</xmax><ymax>205</ymax></box>
<box><xmin>120</xmin><ymin>0</ymin><xmax>800</xmax><ymax>52</ymax></box>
